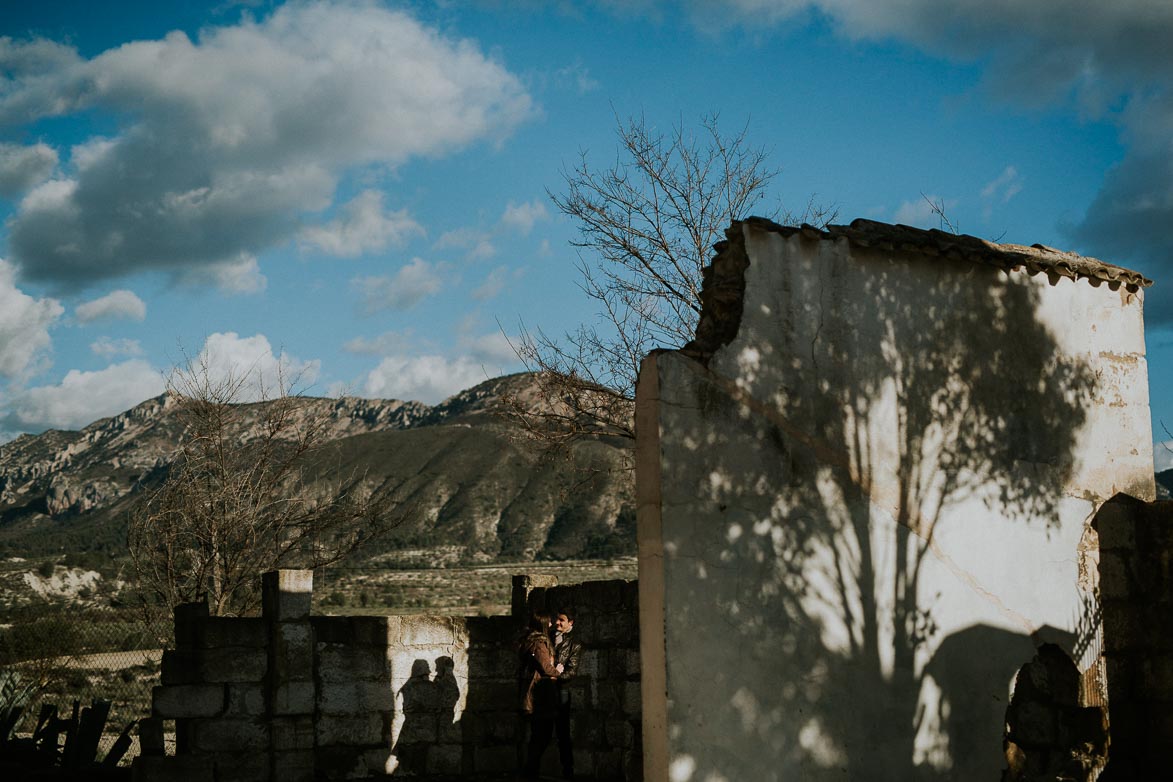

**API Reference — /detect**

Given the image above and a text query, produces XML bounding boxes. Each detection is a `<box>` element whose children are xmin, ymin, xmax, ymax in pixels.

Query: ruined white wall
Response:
<box><xmin>637</xmin><ymin>222</ymin><xmax>1153</xmax><ymax>782</ymax></box>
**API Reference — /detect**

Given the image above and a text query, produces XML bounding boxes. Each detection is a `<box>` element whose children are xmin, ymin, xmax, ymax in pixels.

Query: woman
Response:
<box><xmin>518</xmin><ymin>610</ymin><xmax>560</xmax><ymax>779</ymax></box>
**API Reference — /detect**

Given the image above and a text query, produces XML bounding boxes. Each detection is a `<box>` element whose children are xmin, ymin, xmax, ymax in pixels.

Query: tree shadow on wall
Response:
<box><xmin>655</xmin><ymin>240</ymin><xmax>1098</xmax><ymax>782</ymax></box>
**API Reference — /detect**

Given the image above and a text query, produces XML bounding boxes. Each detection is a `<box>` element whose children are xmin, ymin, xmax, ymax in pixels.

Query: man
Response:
<box><xmin>553</xmin><ymin>608</ymin><xmax>583</xmax><ymax>781</ymax></box>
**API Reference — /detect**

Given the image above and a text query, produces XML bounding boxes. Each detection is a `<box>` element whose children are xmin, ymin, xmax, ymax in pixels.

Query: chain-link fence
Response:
<box><xmin>0</xmin><ymin>611</ymin><xmax>169</xmax><ymax>765</ymax></box>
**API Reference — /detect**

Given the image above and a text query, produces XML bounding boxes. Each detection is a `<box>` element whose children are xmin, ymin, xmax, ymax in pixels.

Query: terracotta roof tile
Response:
<box><xmin>741</xmin><ymin>216</ymin><xmax>1153</xmax><ymax>292</ymax></box>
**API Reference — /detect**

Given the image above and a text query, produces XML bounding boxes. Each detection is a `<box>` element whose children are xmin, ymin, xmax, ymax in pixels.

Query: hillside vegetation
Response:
<box><xmin>0</xmin><ymin>373</ymin><xmax>635</xmax><ymax>567</ymax></box>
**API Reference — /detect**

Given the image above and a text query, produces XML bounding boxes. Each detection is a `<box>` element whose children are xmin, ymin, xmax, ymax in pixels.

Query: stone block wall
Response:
<box><xmin>134</xmin><ymin>569</ymin><xmax>640</xmax><ymax>781</ymax></box>
<box><xmin>1093</xmin><ymin>494</ymin><xmax>1173</xmax><ymax>780</ymax></box>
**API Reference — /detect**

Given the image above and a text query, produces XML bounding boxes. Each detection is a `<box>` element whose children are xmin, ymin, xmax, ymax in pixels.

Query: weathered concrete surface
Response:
<box><xmin>637</xmin><ymin>219</ymin><xmax>1153</xmax><ymax>782</ymax></box>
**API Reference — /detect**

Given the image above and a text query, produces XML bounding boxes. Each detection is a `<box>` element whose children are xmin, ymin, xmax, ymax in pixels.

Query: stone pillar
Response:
<box><xmin>263</xmin><ymin>569</ymin><xmax>316</xmax><ymax>782</ymax></box>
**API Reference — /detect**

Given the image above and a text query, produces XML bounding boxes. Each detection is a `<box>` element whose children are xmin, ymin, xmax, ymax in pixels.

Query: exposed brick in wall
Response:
<box><xmin>1093</xmin><ymin>493</ymin><xmax>1173</xmax><ymax>780</ymax></box>
<box><xmin>133</xmin><ymin>569</ymin><xmax>640</xmax><ymax>781</ymax></box>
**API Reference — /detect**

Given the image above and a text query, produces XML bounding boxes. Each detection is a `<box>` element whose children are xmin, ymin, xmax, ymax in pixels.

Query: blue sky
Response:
<box><xmin>1</xmin><ymin>0</ymin><xmax>1172</xmax><ymax>462</ymax></box>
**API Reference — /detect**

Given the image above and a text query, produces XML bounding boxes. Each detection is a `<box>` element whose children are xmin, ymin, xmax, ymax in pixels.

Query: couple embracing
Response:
<box><xmin>518</xmin><ymin>608</ymin><xmax>582</xmax><ymax>780</ymax></box>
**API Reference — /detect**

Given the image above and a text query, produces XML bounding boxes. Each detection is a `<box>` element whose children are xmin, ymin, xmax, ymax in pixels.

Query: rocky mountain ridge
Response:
<box><xmin>0</xmin><ymin>373</ymin><xmax>635</xmax><ymax>563</ymax></box>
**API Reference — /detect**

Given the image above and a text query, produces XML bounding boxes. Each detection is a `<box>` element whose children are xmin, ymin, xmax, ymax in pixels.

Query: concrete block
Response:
<box><xmin>174</xmin><ymin>601</ymin><xmax>210</xmax><ymax>649</ymax></box>
<box><xmin>622</xmin><ymin>680</ymin><xmax>642</xmax><ymax>714</ymax></box>
<box><xmin>605</xmin><ymin>717</ymin><xmax>635</xmax><ymax>747</ymax></box>
<box><xmin>152</xmin><ymin>684</ymin><xmax>224</xmax><ymax>719</ymax></box>
<box><xmin>360</xmin><ymin>748</ymin><xmax>395</xmax><ymax>776</ymax></box>
<box><xmin>467</xmin><ymin>647</ymin><xmax>515</xmax><ymax>680</ymax></box>
<box><xmin>225</xmin><ymin>684</ymin><xmax>265</xmax><ymax>716</ymax></box>
<box><xmin>594</xmin><ymin>748</ymin><xmax>623</xmax><ymax>778</ymax></box>
<box><xmin>211</xmin><ymin>751</ymin><xmax>270</xmax><ymax>782</ymax></box>
<box><xmin>161</xmin><ymin>649</ymin><xmax>202</xmax><ymax>685</ymax></box>
<box><xmin>1095</xmin><ymin>504</ymin><xmax>1137</xmax><ymax>551</ymax></box>
<box><xmin>596</xmin><ymin>612</ymin><xmax>636</xmax><ymax>645</ymax></box>
<box><xmin>1142</xmin><ymin>656</ymin><xmax>1173</xmax><ymax>696</ymax></box>
<box><xmin>138</xmin><ymin>717</ymin><xmax>165</xmax><ymax>757</ymax></box>
<box><xmin>318</xmin><ymin>643</ymin><xmax>391</xmax><ymax>682</ymax></box>
<box><xmin>428</xmin><ymin>743</ymin><xmax>464</xmax><ymax>775</ymax></box>
<box><xmin>271</xmin><ymin>622</ymin><xmax>314</xmax><ymax>681</ymax></box>
<box><xmin>132</xmin><ymin>755</ymin><xmax>214</xmax><ymax>782</ymax></box>
<box><xmin>394</xmin><ymin>713</ymin><xmax>439</xmax><ymax>744</ymax></box>
<box><xmin>272</xmin><ymin>680</ymin><xmax>316</xmax><ymax>715</ymax></box>
<box><xmin>271</xmin><ymin>750</ymin><xmax>314</xmax><ymax>782</ymax></box>
<box><xmin>625</xmin><ymin>648</ymin><xmax>642</xmax><ymax>678</ymax></box>
<box><xmin>462</xmin><ymin>679</ymin><xmax>515</xmax><ymax>713</ymax></box>
<box><xmin>474</xmin><ymin>745</ymin><xmax>518</xmax><ymax>774</ymax></box>
<box><xmin>622</xmin><ymin>579</ymin><xmax>639</xmax><ymax>609</ymax></box>
<box><xmin>201</xmin><ymin>647</ymin><xmax>268</xmax><ymax>683</ymax></box>
<box><xmin>190</xmin><ymin>718</ymin><xmax>269</xmax><ymax>752</ymax></box>
<box><xmin>315</xmin><ymin>746</ymin><xmax>392</xmax><ymax>779</ymax></box>
<box><xmin>316</xmin><ymin>713</ymin><xmax>389</xmax><ymax>747</ymax></box>
<box><xmin>312</xmin><ymin>615</ymin><xmax>393</xmax><ymax>646</ymax></box>
<box><xmin>398</xmin><ymin>615</ymin><xmax>457</xmax><ymax>647</ymax></box>
<box><xmin>466</xmin><ymin>615</ymin><xmax>517</xmax><ymax>645</ymax></box>
<box><xmin>595</xmin><ymin>681</ymin><xmax>622</xmax><ymax>711</ymax></box>
<box><xmin>262</xmin><ymin>569</ymin><xmax>313</xmax><ymax>621</ymax></box>
<box><xmin>351</xmin><ymin>615</ymin><xmax>395</xmax><ymax>646</ymax></box>
<box><xmin>200</xmin><ymin>617</ymin><xmax>267</xmax><ymax>648</ymax></box>
<box><xmin>272</xmin><ymin>715</ymin><xmax>316</xmax><ymax>751</ymax></box>
<box><xmin>318</xmin><ymin>681</ymin><xmax>394</xmax><ymax>715</ymax></box>
<box><xmin>583</xmin><ymin>579</ymin><xmax>624</xmax><ymax>609</ymax></box>
<box><xmin>1098</xmin><ymin>551</ymin><xmax>1132</xmax><ymax>598</ymax></box>
<box><xmin>1102</xmin><ymin>601</ymin><xmax>1143</xmax><ymax>652</ymax></box>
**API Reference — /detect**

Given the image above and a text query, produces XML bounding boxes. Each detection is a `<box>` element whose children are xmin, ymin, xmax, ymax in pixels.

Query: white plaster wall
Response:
<box><xmin>638</xmin><ymin>223</ymin><xmax>1153</xmax><ymax>782</ymax></box>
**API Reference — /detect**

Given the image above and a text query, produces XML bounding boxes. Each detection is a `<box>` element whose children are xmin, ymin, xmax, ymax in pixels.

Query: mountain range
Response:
<box><xmin>0</xmin><ymin>373</ymin><xmax>635</xmax><ymax>565</ymax></box>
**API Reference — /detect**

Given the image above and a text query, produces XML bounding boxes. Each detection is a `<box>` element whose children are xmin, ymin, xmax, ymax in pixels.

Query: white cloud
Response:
<box><xmin>361</xmin><ymin>354</ymin><xmax>489</xmax><ymax>404</ymax></box>
<box><xmin>353</xmin><ymin>258</ymin><xmax>445</xmax><ymax>313</ymax></box>
<box><xmin>434</xmin><ymin>227</ymin><xmax>496</xmax><ymax>260</ymax></box>
<box><xmin>0</xmin><ymin>259</ymin><xmax>63</xmax><ymax>379</ymax></box>
<box><xmin>192</xmin><ymin>332</ymin><xmax>320</xmax><ymax>402</ymax></box>
<box><xmin>90</xmin><ymin>337</ymin><xmax>144</xmax><ymax>359</ymax></box>
<box><xmin>298</xmin><ymin>189</ymin><xmax>423</xmax><ymax>257</ymax></box>
<box><xmin>75</xmin><ymin>289</ymin><xmax>147</xmax><ymax>323</ymax></box>
<box><xmin>893</xmin><ymin>195</ymin><xmax>957</xmax><ymax>230</ymax></box>
<box><xmin>980</xmin><ymin>165</ymin><xmax>1024</xmax><ymax>220</ymax></box>
<box><xmin>1156</xmin><ymin>440</ymin><xmax>1173</xmax><ymax>472</ymax></box>
<box><xmin>7</xmin><ymin>360</ymin><xmax>164</xmax><ymax>430</ymax></box>
<box><xmin>0</xmin><ymin>142</ymin><xmax>58</xmax><ymax>196</ymax></box>
<box><xmin>501</xmin><ymin>199</ymin><xmax>549</xmax><ymax>235</ymax></box>
<box><xmin>471</xmin><ymin>266</ymin><xmax>509</xmax><ymax>301</ymax></box>
<box><xmin>460</xmin><ymin>330</ymin><xmax>519</xmax><ymax>364</ymax></box>
<box><xmin>1</xmin><ymin>3</ymin><xmax>532</xmax><ymax>288</ymax></box>
<box><xmin>342</xmin><ymin>330</ymin><xmax>422</xmax><ymax>356</ymax></box>
<box><xmin>554</xmin><ymin>61</ymin><xmax>600</xmax><ymax>94</ymax></box>
<box><xmin>182</xmin><ymin>253</ymin><xmax>268</xmax><ymax>294</ymax></box>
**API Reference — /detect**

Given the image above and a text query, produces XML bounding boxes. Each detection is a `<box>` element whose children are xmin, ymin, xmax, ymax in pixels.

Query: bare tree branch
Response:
<box><xmin>509</xmin><ymin>113</ymin><xmax>836</xmax><ymax>451</ymax></box>
<box><xmin>128</xmin><ymin>352</ymin><xmax>396</xmax><ymax>623</ymax></box>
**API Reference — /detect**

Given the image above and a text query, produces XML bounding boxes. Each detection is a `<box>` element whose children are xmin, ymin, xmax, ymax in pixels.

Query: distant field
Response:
<box><xmin>313</xmin><ymin>557</ymin><xmax>639</xmax><ymax>615</ymax></box>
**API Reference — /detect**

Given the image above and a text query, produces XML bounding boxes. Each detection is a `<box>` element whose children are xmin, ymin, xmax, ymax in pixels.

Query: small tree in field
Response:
<box><xmin>511</xmin><ymin>113</ymin><xmax>834</xmax><ymax>447</ymax></box>
<box><xmin>128</xmin><ymin>356</ymin><xmax>389</xmax><ymax>621</ymax></box>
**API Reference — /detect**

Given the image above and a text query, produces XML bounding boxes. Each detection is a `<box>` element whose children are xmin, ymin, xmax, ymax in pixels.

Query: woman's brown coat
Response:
<box><xmin>518</xmin><ymin>629</ymin><xmax>559</xmax><ymax>715</ymax></box>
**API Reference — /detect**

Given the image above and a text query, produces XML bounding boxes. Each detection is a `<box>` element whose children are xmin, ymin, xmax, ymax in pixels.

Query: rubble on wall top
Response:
<box><xmin>742</xmin><ymin>216</ymin><xmax>1153</xmax><ymax>293</ymax></box>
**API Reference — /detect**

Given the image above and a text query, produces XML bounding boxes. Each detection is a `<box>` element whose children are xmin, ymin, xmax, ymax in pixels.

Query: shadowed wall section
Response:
<box><xmin>636</xmin><ymin>218</ymin><xmax>1154</xmax><ymax>782</ymax></box>
<box><xmin>1094</xmin><ymin>494</ymin><xmax>1173</xmax><ymax>780</ymax></box>
<box><xmin>135</xmin><ymin>569</ymin><xmax>641</xmax><ymax>781</ymax></box>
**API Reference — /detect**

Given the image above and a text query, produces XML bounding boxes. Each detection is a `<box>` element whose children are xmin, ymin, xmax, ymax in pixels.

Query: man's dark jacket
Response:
<box><xmin>554</xmin><ymin>630</ymin><xmax>583</xmax><ymax>706</ymax></box>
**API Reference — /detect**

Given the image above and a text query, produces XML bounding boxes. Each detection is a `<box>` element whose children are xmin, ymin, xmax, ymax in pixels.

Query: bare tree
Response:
<box><xmin>511</xmin><ymin>113</ymin><xmax>835</xmax><ymax>447</ymax></box>
<box><xmin>128</xmin><ymin>355</ymin><xmax>390</xmax><ymax>620</ymax></box>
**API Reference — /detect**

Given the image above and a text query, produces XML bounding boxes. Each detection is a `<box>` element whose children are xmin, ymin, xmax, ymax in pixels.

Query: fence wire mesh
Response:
<box><xmin>0</xmin><ymin>612</ymin><xmax>169</xmax><ymax>765</ymax></box>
